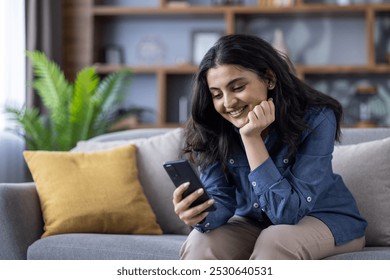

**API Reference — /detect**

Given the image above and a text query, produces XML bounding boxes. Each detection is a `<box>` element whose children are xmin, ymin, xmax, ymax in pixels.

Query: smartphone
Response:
<box><xmin>163</xmin><ymin>159</ymin><xmax>216</xmax><ymax>212</ymax></box>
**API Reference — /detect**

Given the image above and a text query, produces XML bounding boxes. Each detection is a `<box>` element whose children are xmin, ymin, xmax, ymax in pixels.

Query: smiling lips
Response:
<box><xmin>227</xmin><ymin>106</ymin><xmax>248</xmax><ymax>117</ymax></box>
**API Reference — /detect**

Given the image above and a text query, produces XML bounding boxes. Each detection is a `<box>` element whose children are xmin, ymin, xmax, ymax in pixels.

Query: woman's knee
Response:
<box><xmin>180</xmin><ymin>229</ymin><xmax>214</xmax><ymax>259</ymax></box>
<box><xmin>250</xmin><ymin>225</ymin><xmax>302</xmax><ymax>260</ymax></box>
<box><xmin>180</xmin><ymin>228</ymin><xmax>242</xmax><ymax>260</ymax></box>
<box><xmin>180</xmin><ymin>217</ymin><xmax>262</xmax><ymax>260</ymax></box>
<box><xmin>251</xmin><ymin>217</ymin><xmax>337</xmax><ymax>260</ymax></box>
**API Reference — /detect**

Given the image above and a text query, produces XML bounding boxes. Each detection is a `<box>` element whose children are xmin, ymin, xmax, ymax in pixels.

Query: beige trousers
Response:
<box><xmin>180</xmin><ymin>216</ymin><xmax>365</xmax><ymax>260</ymax></box>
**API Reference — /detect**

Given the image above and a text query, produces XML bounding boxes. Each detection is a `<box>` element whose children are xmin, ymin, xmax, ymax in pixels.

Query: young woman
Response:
<box><xmin>173</xmin><ymin>34</ymin><xmax>367</xmax><ymax>259</ymax></box>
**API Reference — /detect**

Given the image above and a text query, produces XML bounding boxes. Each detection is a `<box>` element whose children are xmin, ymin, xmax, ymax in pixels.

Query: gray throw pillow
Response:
<box><xmin>72</xmin><ymin>128</ymin><xmax>191</xmax><ymax>235</ymax></box>
<box><xmin>333</xmin><ymin>137</ymin><xmax>390</xmax><ymax>246</ymax></box>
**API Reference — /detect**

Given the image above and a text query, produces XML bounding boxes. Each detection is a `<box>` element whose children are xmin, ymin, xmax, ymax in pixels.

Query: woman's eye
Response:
<box><xmin>212</xmin><ymin>93</ymin><xmax>222</xmax><ymax>99</ymax></box>
<box><xmin>233</xmin><ymin>85</ymin><xmax>245</xmax><ymax>92</ymax></box>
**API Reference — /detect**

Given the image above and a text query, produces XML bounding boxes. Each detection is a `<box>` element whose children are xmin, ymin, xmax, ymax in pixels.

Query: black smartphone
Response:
<box><xmin>163</xmin><ymin>159</ymin><xmax>216</xmax><ymax>212</ymax></box>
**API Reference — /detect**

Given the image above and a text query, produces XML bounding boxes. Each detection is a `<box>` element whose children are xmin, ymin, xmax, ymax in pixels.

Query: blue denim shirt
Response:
<box><xmin>195</xmin><ymin>106</ymin><xmax>367</xmax><ymax>246</ymax></box>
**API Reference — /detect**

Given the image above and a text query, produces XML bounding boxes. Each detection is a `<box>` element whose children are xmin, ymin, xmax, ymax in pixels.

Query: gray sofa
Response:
<box><xmin>1</xmin><ymin>127</ymin><xmax>390</xmax><ymax>260</ymax></box>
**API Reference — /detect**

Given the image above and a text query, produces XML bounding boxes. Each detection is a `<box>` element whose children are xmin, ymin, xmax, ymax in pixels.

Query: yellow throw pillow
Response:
<box><xmin>24</xmin><ymin>144</ymin><xmax>162</xmax><ymax>238</ymax></box>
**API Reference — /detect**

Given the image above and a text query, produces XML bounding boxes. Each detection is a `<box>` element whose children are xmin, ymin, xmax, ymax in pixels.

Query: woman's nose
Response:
<box><xmin>224</xmin><ymin>94</ymin><xmax>237</xmax><ymax>108</ymax></box>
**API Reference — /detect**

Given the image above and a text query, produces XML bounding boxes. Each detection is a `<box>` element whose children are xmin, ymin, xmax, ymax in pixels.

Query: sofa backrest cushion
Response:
<box><xmin>333</xmin><ymin>137</ymin><xmax>390</xmax><ymax>246</ymax></box>
<box><xmin>339</xmin><ymin>128</ymin><xmax>390</xmax><ymax>145</ymax></box>
<box><xmin>73</xmin><ymin>128</ymin><xmax>191</xmax><ymax>235</ymax></box>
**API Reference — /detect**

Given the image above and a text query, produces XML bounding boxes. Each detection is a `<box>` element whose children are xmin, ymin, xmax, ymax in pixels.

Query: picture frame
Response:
<box><xmin>191</xmin><ymin>30</ymin><xmax>223</xmax><ymax>65</ymax></box>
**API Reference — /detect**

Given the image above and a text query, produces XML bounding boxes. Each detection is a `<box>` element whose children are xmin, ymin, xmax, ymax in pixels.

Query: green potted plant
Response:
<box><xmin>6</xmin><ymin>50</ymin><xmax>131</xmax><ymax>151</ymax></box>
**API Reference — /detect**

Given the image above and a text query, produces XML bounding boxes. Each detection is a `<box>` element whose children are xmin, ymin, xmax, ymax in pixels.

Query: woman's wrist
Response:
<box><xmin>241</xmin><ymin>134</ymin><xmax>270</xmax><ymax>171</ymax></box>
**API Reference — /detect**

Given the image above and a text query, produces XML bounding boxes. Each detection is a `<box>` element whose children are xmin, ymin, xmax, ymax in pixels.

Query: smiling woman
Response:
<box><xmin>173</xmin><ymin>34</ymin><xmax>367</xmax><ymax>260</ymax></box>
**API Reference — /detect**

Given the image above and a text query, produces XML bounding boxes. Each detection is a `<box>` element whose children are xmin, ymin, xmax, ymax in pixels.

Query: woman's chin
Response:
<box><xmin>232</xmin><ymin>118</ymin><xmax>248</xmax><ymax>129</ymax></box>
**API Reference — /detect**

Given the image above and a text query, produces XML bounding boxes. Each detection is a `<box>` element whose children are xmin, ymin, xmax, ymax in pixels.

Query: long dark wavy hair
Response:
<box><xmin>184</xmin><ymin>34</ymin><xmax>342</xmax><ymax>173</ymax></box>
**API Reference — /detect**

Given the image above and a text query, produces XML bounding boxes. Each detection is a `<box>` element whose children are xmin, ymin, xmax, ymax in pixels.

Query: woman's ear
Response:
<box><xmin>265</xmin><ymin>69</ymin><xmax>276</xmax><ymax>90</ymax></box>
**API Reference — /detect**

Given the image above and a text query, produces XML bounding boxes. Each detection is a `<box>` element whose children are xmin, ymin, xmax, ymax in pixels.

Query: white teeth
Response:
<box><xmin>229</xmin><ymin>107</ymin><xmax>245</xmax><ymax>116</ymax></box>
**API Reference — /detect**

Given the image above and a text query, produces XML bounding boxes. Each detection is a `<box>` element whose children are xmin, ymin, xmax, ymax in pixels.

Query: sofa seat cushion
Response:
<box><xmin>324</xmin><ymin>247</ymin><xmax>390</xmax><ymax>260</ymax></box>
<box><xmin>27</xmin><ymin>233</ymin><xmax>187</xmax><ymax>260</ymax></box>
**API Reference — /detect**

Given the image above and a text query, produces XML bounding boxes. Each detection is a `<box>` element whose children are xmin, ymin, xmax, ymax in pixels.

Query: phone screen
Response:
<box><xmin>163</xmin><ymin>159</ymin><xmax>216</xmax><ymax>211</ymax></box>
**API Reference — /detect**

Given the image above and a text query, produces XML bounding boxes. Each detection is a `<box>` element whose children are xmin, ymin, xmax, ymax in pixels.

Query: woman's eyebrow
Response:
<box><xmin>209</xmin><ymin>77</ymin><xmax>246</xmax><ymax>91</ymax></box>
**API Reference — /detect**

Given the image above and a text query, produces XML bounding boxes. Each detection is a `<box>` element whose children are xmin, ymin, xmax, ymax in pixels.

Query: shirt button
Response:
<box><xmin>204</xmin><ymin>222</ymin><xmax>210</xmax><ymax>228</ymax></box>
<box><xmin>251</xmin><ymin>181</ymin><xmax>256</xmax><ymax>187</ymax></box>
<box><xmin>253</xmin><ymin>203</ymin><xmax>259</xmax><ymax>208</ymax></box>
<box><xmin>307</xmin><ymin>196</ymin><xmax>312</xmax><ymax>202</ymax></box>
<box><xmin>229</xmin><ymin>159</ymin><xmax>235</xmax><ymax>164</ymax></box>
<box><xmin>283</xmin><ymin>158</ymin><xmax>289</xmax><ymax>164</ymax></box>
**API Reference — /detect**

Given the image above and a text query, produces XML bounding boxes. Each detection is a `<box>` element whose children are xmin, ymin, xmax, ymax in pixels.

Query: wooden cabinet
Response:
<box><xmin>62</xmin><ymin>0</ymin><xmax>390</xmax><ymax>128</ymax></box>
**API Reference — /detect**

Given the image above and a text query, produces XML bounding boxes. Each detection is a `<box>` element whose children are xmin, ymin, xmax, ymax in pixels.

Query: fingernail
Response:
<box><xmin>268</xmin><ymin>98</ymin><xmax>273</xmax><ymax>101</ymax></box>
<box><xmin>197</xmin><ymin>188</ymin><xmax>204</xmax><ymax>194</ymax></box>
<box><xmin>208</xmin><ymin>199</ymin><xmax>214</xmax><ymax>204</ymax></box>
<box><xmin>183</xmin><ymin>182</ymin><xmax>190</xmax><ymax>188</ymax></box>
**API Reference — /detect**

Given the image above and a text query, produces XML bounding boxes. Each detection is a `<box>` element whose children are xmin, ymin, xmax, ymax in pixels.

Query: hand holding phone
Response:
<box><xmin>163</xmin><ymin>159</ymin><xmax>216</xmax><ymax>212</ymax></box>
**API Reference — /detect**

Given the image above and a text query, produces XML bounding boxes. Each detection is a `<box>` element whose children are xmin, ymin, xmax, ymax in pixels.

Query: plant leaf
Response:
<box><xmin>5</xmin><ymin>106</ymin><xmax>51</xmax><ymax>150</ymax></box>
<box><xmin>91</xmin><ymin>69</ymin><xmax>131</xmax><ymax>136</ymax></box>
<box><xmin>27</xmin><ymin>50</ymin><xmax>73</xmax><ymax>150</ymax></box>
<box><xmin>70</xmin><ymin>67</ymin><xmax>100</xmax><ymax>145</ymax></box>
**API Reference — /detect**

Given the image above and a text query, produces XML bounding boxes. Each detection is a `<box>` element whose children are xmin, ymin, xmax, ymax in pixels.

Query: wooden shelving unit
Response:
<box><xmin>62</xmin><ymin>0</ymin><xmax>390</xmax><ymax>128</ymax></box>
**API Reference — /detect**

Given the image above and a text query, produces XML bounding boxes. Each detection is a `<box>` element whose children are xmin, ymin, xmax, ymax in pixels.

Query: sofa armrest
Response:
<box><xmin>0</xmin><ymin>182</ymin><xmax>44</xmax><ymax>259</ymax></box>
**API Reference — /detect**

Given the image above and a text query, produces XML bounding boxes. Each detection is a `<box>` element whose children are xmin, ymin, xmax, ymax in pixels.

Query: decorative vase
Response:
<box><xmin>345</xmin><ymin>84</ymin><xmax>388</xmax><ymax>128</ymax></box>
<box><xmin>272</xmin><ymin>29</ymin><xmax>289</xmax><ymax>57</ymax></box>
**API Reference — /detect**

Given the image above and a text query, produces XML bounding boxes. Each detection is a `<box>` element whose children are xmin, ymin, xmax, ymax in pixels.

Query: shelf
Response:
<box><xmin>95</xmin><ymin>64</ymin><xmax>390</xmax><ymax>76</ymax></box>
<box><xmin>93</xmin><ymin>4</ymin><xmax>390</xmax><ymax>16</ymax></box>
<box><xmin>94</xmin><ymin>64</ymin><xmax>198</xmax><ymax>75</ymax></box>
<box><xmin>62</xmin><ymin>1</ymin><xmax>390</xmax><ymax>128</ymax></box>
<box><xmin>297</xmin><ymin>65</ymin><xmax>390</xmax><ymax>75</ymax></box>
<box><xmin>93</xmin><ymin>6</ymin><xmax>228</xmax><ymax>16</ymax></box>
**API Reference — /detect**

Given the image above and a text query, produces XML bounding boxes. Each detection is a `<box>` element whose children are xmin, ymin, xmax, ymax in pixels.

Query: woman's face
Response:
<box><xmin>207</xmin><ymin>64</ymin><xmax>270</xmax><ymax>129</ymax></box>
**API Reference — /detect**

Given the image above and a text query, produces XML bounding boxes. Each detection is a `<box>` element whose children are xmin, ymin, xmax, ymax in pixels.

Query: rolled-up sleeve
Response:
<box><xmin>194</xmin><ymin>162</ymin><xmax>236</xmax><ymax>233</ymax></box>
<box><xmin>249</xmin><ymin>108</ymin><xmax>337</xmax><ymax>225</ymax></box>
